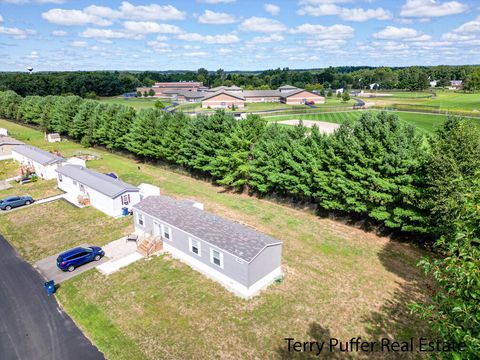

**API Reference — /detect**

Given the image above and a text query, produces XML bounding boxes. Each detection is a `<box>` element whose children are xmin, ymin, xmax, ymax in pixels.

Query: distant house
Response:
<box><xmin>132</xmin><ymin>195</ymin><xmax>282</xmax><ymax>298</ymax></box>
<box><xmin>201</xmin><ymin>91</ymin><xmax>246</xmax><ymax>109</ymax></box>
<box><xmin>136</xmin><ymin>81</ymin><xmax>203</xmax><ymax>97</ymax></box>
<box><xmin>0</xmin><ymin>135</ymin><xmax>23</xmax><ymax>160</ymax></box>
<box><xmin>47</xmin><ymin>133</ymin><xmax>61</xmax><ymax>143</ymax></box>
<box><xmin>281</xmin><ymin>89</ymin><xmax>325</xmax><ymax>105</ymax></box>
<box><xmin>369</xmin><ymin>83</ymin><xmax>380</xmax><ymax>90</ymax></box>
<box><xmin>429</xmin><ymin>80</ymin><xmax>438</xmax><ymax>88</ymax></box>
<box><xmin>208</xmin><ymin>85</ymin><xmax>243</xmax><ymax>93</ymax></box>
<box><xmin>335</xmin><ymin>88</ymin><xmax>344</xmax><ymax>95</ymax></box>
<box><xmin>12</xmin><ymin>145</ymin><xmax>66</xmax><ymax>180</ymax></box>
<box><xmin>56</xmin><ymin>164</ymin><xmax>140</xmax><ymax>217</ymax></box>
<box><xmin>163</xmin><ymin>90</ymin><xmax>205</xmax><ymax>103</ymax></box>
<box><xmin>0</xmin><ymin>128</ymin><xmax>8</xmax><ymax>136</ymax></box>
<box><xmin>448</xmin><ymin>80</ymin><xmax>463</xmax><ymax>90</ymax></box>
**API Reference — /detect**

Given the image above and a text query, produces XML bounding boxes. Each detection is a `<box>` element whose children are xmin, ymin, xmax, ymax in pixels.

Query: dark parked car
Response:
<box><xmin>0</xmin><ymin>196</ymin><xmax>34</xmax><ymax>210</ymax></box>
<box><xmin>56</xmin><ymin>246</ymin><xmax>105</xmax><ymax>272</ymax></box>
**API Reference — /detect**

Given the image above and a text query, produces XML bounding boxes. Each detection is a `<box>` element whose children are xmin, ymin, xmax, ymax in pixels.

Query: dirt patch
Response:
<box><xmin>277</xmin><ymin>120</ymin><xmax>340</xmax><ymax>134</ymax></box>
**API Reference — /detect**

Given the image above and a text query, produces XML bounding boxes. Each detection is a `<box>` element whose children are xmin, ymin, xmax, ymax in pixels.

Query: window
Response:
<box><xmin>73</xmin><ymin>180</ymin><xmax>77</xmax><ymax>186</ymax></box>
<box><xmin>161</xmin><ymin>224</ymin><xmax>171</xmax><ymax>240</ymax></box>
<box><xmin>210</xmin><ymin>248</ymin><xmax>223</xmax><ymax>268</ymax></box>
<box><xmin>79</xmin><ymin>184</ymin><xmax>85</xmax><ymax>193</ymax></box>
<box><xmin>121</xmin><ymin>194</ymin><xmax>130</xmax><ymax>205</ymax></box>
<box><xmin>58</xmin><ymin>174</ymin><xmax>63</xmax><ymax>182</ymax></box>
<box><xmin>137</xmin><ymin>213</ymin><xmax>144</xmax><ymax>226</ymax></box>
<box><xmin>189</xmin><ymin>238</ymin><xmax>201</xmax><ymax>256</ymax></box>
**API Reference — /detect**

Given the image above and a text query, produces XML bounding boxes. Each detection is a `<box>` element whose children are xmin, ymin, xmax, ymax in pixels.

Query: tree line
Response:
<box><xmin>0</xmin><ymin>90</ymin><xmax>478</xmax><ymax>356</ymax></box>
<box><xmin>2</xmin><ymin>65</ymin><xmax>480</xmax><ymax>97</ymax></box>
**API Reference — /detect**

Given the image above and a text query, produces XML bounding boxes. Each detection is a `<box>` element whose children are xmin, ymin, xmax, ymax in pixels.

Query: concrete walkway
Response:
<box><xmin>96</xmin><ymin>237</ymin><xmax>143</xmax><ymax>275</ymax></box>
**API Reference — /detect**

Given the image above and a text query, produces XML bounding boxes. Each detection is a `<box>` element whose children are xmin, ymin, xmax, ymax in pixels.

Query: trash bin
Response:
<box><xmin>122</xmin><ymin>207</ymin><xmax>129</xmax><ymax>216</ymax></box>
<box><xmin>44</xmin><ymin>280</ymin><xmax>56</xmax><ymax>296</ymax></box>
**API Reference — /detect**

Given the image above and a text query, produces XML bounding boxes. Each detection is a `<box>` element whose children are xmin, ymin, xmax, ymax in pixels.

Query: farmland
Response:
<box><xmin>0</xmin><ymin>118</ymin><xmax>432</xmax><ymax>359</ymax></box>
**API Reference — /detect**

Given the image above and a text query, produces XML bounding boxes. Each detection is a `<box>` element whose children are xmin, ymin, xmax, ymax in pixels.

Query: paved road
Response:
<box><xmin>0</xmin><ymin>235</ymin><xmax>104</xmax><ymax>360</ymax></box>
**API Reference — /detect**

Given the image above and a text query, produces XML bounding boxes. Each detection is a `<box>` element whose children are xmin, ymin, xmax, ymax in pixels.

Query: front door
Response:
<box><xmin>153</xmin><ymin>222</ymin><xmax>161</xmax><ymax>238</ymax></box>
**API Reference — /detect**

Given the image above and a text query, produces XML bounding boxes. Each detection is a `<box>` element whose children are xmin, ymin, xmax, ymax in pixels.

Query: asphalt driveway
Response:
<box><xmin>0</xmin><ymin>235</ymin><xmax>104</xmax><ymax>360</ymax></box>
<box><xmin>34</xmin><ymin>243</ymin><xmax>110</xmax><ymax>284</ymax></box>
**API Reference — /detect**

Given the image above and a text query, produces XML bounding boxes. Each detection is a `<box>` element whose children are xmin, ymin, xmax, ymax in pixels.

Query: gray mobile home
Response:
<box><xmin>132</xmin><ymin>196</ymin><xmax>282</xmax><ymax>298</ymax></box>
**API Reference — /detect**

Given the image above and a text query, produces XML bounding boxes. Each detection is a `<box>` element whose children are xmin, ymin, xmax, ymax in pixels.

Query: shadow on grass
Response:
<box><xmin>276</xmin><ymin>322</ymin><xmax>354</xmax><ymax>359</ymax></box>
<box><xmin>360</xmin><ymin>241</ymin><xmax>435</xmax><ymax>359</ymax></box>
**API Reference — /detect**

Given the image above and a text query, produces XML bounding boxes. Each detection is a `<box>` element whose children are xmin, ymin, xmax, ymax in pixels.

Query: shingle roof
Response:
<box><xmin>242</xmin><ymin>90</ymin><xmax>282</xmax><ymax>97</ymax></box>
<box><xmin>12</xmin><ymin>145</ymin><xmax>65</xmax><ymax>165</ymax></box>
<box><xmin>281</xmin><ymin>89</ymin><xmax>325</xmax><ymax>98</ymax></box>
<box><xmin>209</xmin><ymin>85</ymin><xmax>242</xmax><ymax>92</ymax></box>
<box><xmin>202</xmin><ymin>90</ymin><xmax>245</xmax><ymax>101</ymax></box>
<box><xmin>278</xmin><ymin>85</ymin><xmax>298</xmax><ymax>90</ymax></box>
<box><xmin>0</xmin><ymin>136</ymin><xmax>24</xmax><ymax>146</ymax></box>
<box><xmin>56</xmin><ymin>164</ymin><xmax>138</xmax><ymax>198</ymax></box>
<box><xmin>133</xmin><ymin>195</ymin><xmax>281</xmax><ymax>262</ymax></box>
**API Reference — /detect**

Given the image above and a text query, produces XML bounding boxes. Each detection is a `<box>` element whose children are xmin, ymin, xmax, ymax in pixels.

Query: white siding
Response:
<box><xmin>12</xmin><ymin>150</ymin><xmax>63</xmax><ymax>180</ymax></box>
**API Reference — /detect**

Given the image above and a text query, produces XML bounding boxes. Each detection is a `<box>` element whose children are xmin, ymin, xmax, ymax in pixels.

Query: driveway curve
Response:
<box><xmin>0</xmin><ymin>235</ymin><xmax>104</xmax><ymax>360</ymax></box>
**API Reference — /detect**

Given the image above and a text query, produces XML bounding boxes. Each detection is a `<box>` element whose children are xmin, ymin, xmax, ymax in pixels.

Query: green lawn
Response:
<box><xmin>0</xmin><ymin>179</ymin><xmax>61</xmax><ymax>201</ymax></box>
<box><xmin>265</xmin><ymin>110</ymin><xmax>480</xmax><ymax>134</ymax></box>
<box><xmin>99</xmin><ymin>97</ymin><xmax>173</xmax><ymax>110</ymax></box>
<box><xmin>0</xmin><ymin>119</ymin><xmax>433</xmax><ymax>359</ymax></box>
<box><xmin>0</xmin><ymin>200</ymin><xmax>131</xmax><ymax>262</ymax></box>
<box><xmin>0</xmin><ymin>159</ymin><xmax>20</xmax><ymax>179</ymax></box>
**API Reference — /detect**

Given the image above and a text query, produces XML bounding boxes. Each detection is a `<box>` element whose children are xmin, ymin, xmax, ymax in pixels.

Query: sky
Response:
<box><xmin>0</xmin><ymin>0</ymin><xmax>480</xmax><ymax>72</ymax></box>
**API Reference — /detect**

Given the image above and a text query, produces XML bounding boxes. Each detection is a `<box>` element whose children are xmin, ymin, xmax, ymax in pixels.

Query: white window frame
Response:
<box><xmin>79</xmin><ymin>184</ymin><xmax>85</xmax><ymax>193</ymax></box>
<box><xmin>121</xmin><ymin>194</ymin><xmax>130</xmax><ymax>205</ymax></box>
<box><xmin>210</xmin><ymin>248</ymin><xmax>224</xmax><ymax>269</ymax></box>
<box><xmin>189</xmin><ymin>237</ymin><xmax>201</xmax><ymax>256</ymax></box>
<box><xmin>58</xmin><ymin>174</ymin><xmax>63</xmax><ymax>182</ymax></box>
<box><xmin>137</xmin><ymin>213</ymin><xmax>144</xmax><ymax>226</ymax></box>
<box><xmin>161</xmin><ymin>224</ymin><xmax>172</xmax><ymax>241</ymax></box>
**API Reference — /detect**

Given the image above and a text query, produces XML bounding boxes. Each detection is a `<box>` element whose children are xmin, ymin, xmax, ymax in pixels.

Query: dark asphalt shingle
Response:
<box><xmin>133</xmin><ymin>196</ymin><xmax>281</xmax><ymax>262</ymax></box>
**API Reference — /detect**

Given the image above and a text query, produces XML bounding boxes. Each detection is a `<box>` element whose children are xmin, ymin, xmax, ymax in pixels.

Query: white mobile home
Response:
<box><xmin>133</xmin><ymin>195</ymin><xmax>282</xmax><ymax>298</ymax></box>
<box><xmin>56</xmin><ymin>164</ymin><xmax>140</xmax><ymax>217</ymax></box>
<box><xmin>12</xmin><ymin>145</ymin><xmax>66</xmax><ymax>180</ymax></box>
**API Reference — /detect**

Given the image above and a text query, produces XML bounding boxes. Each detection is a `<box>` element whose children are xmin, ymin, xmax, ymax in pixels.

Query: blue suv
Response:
<box><xmin>0</xmin><ymin>196</ymin><xmax>34</xmax><ymax>211</ymax></box>
<box><xmin>56</xmin><ymin>246</ymin><xmax>105</xmax><ymax>272</ymax></box>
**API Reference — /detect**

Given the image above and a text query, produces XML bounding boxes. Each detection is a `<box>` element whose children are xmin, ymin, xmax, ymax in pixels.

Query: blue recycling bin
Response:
<box><xmin>122</xmin><ymin>207</ymin><xmax>129</xmax><ymax>216</ymax></box>
<box><xmin>44</xmin><ymin>280</ymin><xmax>56</xmax><ymax>296</ymax></box>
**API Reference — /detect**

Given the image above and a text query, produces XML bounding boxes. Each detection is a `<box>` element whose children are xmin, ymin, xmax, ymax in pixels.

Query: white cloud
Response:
<box><xmin>118</xmin><ymin>2</ymin><xmax>185</xmax><ymax>21</ymax></box>
<box><xmin>218</xmin><ymin>48</ymin><xmax>233</xmax><ymax>54</ymax></box>
<box><xmin>400</xmin><ymin>0</ymin><xmax>468</xmax><ymax>18</ymax></box>
<box><xmin>42</xmin><ymin>2</ymin><xmax>185</xmax><ymax>27</ymax></box>
<box><xmin>239</xmin><ymin>17</ymin><xmax>287</xmax><ymax>33</ymax></box>
<box><xmin>146</xmin><ymin>40</ymin><xmax>172</xmax><ymax>53</ymax></box>
<box><xmin>373</xmin><ymin>26</ymin><xmax>422</xmax><ymax>39</ymax></box>
<box><xmin>26</xmin><ymin>50</ymin><xmax>39</xmax><ymax>59</ymax></box>
<box><xmin>71</xmin><ymin>40</ymin><xmax>88</xmax><ymax>47</ymax></box>
<box><xmin>52</xmin><ymin>30</ymin><xmax>68</xmax><ymax>36</ymax></box>
<box><xmin>0</xmin><ymin>25</ymin><xmax>35</xmax><ymax>39</ymax></box>
<box><xmin>80</xmin><ymin>28</ymin><xmax>142</xmax><ymax>40</ymax></box>
<box><xmin>185</xmin><ymin>51</ymin><xmax>209</xmax><ymax>57</ymax></box>
<box><xmin>198</xmin><ymin>10</ymin><xmax>236</xmax><ymax>24</ymax></box>
<box><xmin>290</xmin><ymin>23</ymin><xmax>355</xmax><ymax>40</ymax></box>
<box><xmin>177</xmin><ymin>32</ymin><xmax>240</xmax><ymax>44</ymax></box>
<box><xmin>42</xmin><ymin>9</ymin><xmax>112</xmax><ymax>26</ymax></box>
<box><xmin>297</xmin><ymin>2</ymin><xmax>391</xmax><ymax>21</ymax></box>
<box><xmin>122</xmin><ymin>21</ymin><xmax>183</xmax><ymax>34</ymax></box>
<box><xmin>197</xmin><ymin>0</ymin><xmax>235</xmax><ymax>3</ymax></box>
<box><xmin>0</xmin><ymin>15</ymin><xmax>3</xmax><ymax>22</ymax></box>
<box><xmin>442</xmin><ymin>16</ymin><xmax>480</xmax><ymax>42</ymax></box>
<box><xmin>249</xmin><ymin>34</ymin><xmax>284</xmax><ymax>43</ymax></box>
<box><xmin>1</xmin><ymin>0</ymin><xmax>65</xmax><ymax>3</ymax></box>
<box><xmin>264</xmin><ymin>3</ymin><xmax>280</xmax><ymax>16</ymax></box>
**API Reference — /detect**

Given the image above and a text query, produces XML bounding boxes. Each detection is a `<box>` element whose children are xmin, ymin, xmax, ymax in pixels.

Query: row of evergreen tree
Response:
<box><xmin>0</xmin><ymin>90</ymin><xmax>478</xmax><ymax>355</ymax></box>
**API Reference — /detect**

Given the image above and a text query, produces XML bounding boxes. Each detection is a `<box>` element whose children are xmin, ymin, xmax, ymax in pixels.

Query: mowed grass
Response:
<box><xmin>0</xmin><ymin>159</ymin><xmax>20</xmax><ymax>179</ymax></box>
<box><xmin>0</xmin><ymin>200</ymin><xmax>132</xmax><ymax>262</ymax></box>
<box><xmin>0</xmin><ymin>179</ymin><xmax>61</xmax><ymax>200</ymax></box>
<box><xmin>265</xmin><ymin>110</ymin><xmax>480</xmax><ymax>134</ymax></box>
<box><xmin>0</xmin><ymin>119</ymin><xmax>433</xmax><ymax>359</ymax></box>
<box><xmin>99</xmin><ymin>97</ymin><xmax>172</xmax><ymax>110</ymax></box>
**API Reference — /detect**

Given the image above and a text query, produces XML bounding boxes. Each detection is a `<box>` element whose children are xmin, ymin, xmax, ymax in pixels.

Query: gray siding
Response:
<box><xmin>136</xmin><ymin>210</ymin><xmax>251</xmax><ymax>287</ymax></box>
<box><xmin>248</xmin><ymin>245</ymin><xmax>282</xmax><ymax>286</ymax></box>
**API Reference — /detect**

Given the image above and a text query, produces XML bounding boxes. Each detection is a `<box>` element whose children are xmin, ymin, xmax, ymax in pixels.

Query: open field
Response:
<box><xmin>265</xmin><ymin>110</ymin><xmax>480</xmax><ymax>133</ymax></box>
<box><xmin>99</xmin><ymin>97</ymin><xmax>173</xmax><ymax>110</ymax></box>
<box><xmin>0</xmin><ymin>118</ymin><xmax>432</xmax><ymax>359</ymax></box>
<box><xmin>0</xmin><ymin>200</ymin><xmax>131</xmax><ymax>263</ymax></box>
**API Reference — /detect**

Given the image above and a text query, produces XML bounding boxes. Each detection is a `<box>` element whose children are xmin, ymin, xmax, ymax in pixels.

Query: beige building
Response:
<box><xmin>201</xmin><ymin>91</ymin><xmax>246</xmax><ymax>109</ymax></box>
<box><xmin>282</xmin><ymin>89</ymin><xmax>325</xmax><ymax>105</ymax></box>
